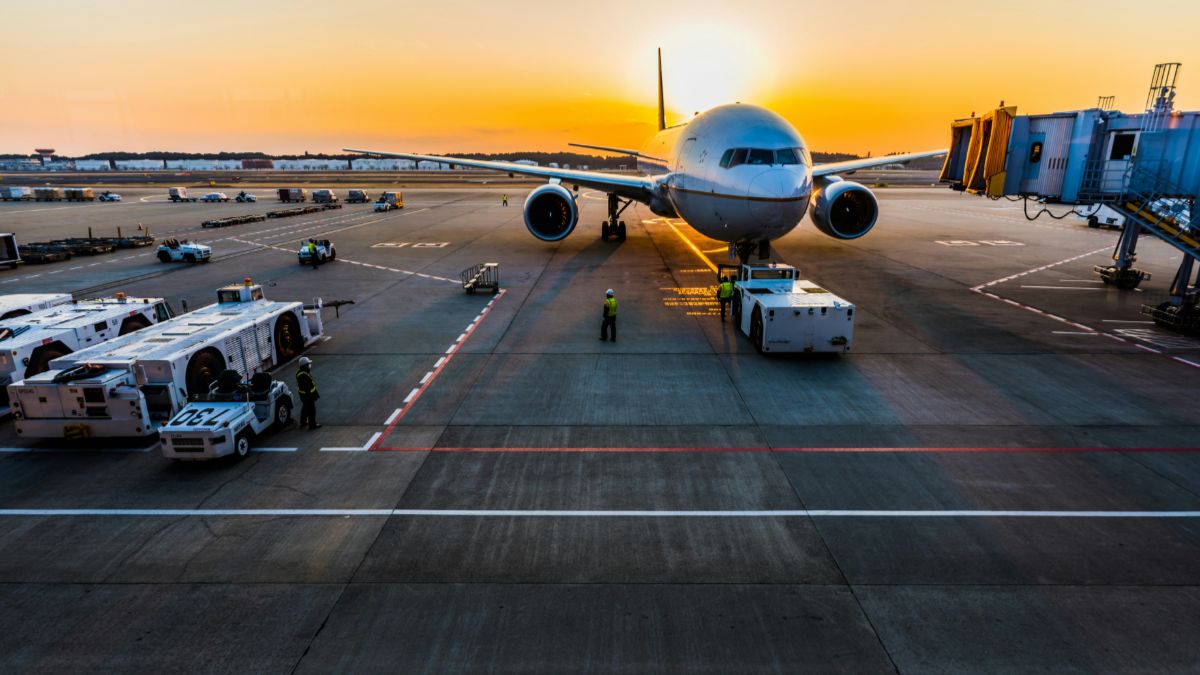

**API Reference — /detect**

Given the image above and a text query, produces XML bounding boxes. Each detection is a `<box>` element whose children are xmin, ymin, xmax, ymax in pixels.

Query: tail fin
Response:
<box><xmin>657</xmin><ymin>48</ymin><xmax>666</xmax><ymax>131</ymax></box>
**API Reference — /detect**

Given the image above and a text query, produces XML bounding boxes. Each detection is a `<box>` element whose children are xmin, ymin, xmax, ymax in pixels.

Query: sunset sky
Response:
<box><xmin>3</xmin><ymin>0</ymin><xmax>1197</xmax><ymax>156</ymax></box>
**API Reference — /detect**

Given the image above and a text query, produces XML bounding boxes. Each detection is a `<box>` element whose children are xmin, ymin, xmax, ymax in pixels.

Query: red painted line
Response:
<box><xmin>371</xmin><ymin>446</ymin><xmax>1200</xmax><ymax>454</ymax></box>
<box><xmin>368</xmin><ymin>289</ymin><xmax>506</xmax><ymax>450</ymax></box>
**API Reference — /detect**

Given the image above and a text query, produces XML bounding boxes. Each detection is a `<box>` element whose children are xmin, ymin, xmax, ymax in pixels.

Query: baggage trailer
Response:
<box><xmin>0</xmin><ymin>295</ymin><xmax>171</xmax><ymax>406</ymax></box>
<box><xmin>0</xmin><ymin>233</ymin><xmax>20</xmax><ymax>270</ymax></box>
<box><xmin>10</xmin><ymin>279</ymin><xmax>324</xmax><ymax>439</ymax></box>
<box><xmin>0</xmin><ymin>293</ymin><xmax>72</xmax><ymax>320</ymax></box>
<box><xmin>726</xmin><ymin>262</ymin><xmax>855</xmax><ymax>354</ymax></box>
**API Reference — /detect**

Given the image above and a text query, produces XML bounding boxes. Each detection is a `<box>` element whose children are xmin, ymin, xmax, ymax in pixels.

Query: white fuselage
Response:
<box><xmin>637</xmin><ymin>104</ymin><xmax>814</xmax><ymax>242</ymax></box>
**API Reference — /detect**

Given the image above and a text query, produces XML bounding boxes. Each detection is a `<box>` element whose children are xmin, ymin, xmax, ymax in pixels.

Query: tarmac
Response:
<box><xmin>0</xmin><ymin>180</ymin><xmax>1198</xmax><ymax>673</ymax></box>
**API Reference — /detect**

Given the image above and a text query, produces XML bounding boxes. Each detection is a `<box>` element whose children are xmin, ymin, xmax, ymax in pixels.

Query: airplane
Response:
<box><xmin>346</xmin><ymin>49</ymin><xmax>945</xmax><ymax>263</ymax></box>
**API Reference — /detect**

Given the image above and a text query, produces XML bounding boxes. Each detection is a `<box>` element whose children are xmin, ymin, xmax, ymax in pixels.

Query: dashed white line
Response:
<box><xmin>384</xmin><ymin>408</ymin><xmax>403</xmax><ymax>426</ymax></box>
<box><xmin>1</xmin><ymin>508</ymin><xmax>1199</xmax><ymax>519</ymax></box>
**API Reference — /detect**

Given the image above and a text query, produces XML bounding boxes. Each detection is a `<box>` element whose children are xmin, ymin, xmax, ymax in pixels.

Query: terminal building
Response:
<box><xmin>941</xmin><ymin>63</ymin><xmax>1200</xmax><ymax>334</ymax></box>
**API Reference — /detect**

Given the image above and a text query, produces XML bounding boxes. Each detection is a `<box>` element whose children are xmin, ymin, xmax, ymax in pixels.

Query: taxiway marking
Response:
<box><xmin>2</xmin><ymin>508</ymin><xmax>1199</xmax><ymax>519</ymax></box>
<box><xmin>371</xmin><ymin>290</ymin><xmax>506</xmax><ymax>449</ymax></box>
<box><xmin>321</xmin><ymin>432</ymin><xmax>382</xmax><ymax>453</ymax></box>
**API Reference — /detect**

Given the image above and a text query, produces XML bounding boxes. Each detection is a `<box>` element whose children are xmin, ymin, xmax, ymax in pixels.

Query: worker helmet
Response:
<box><xmin>606</xmin><ymin>289</ymin><xmax>614</xmax><ymax>296</ymax></box>
<box><xmin>298</xmin><ymin>356</ymin><xmax>312</xmax><ymax>366</ymax></box>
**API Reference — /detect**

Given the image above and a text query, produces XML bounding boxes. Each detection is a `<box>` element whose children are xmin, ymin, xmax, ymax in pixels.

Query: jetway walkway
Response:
<box><xmin>939</xmin><ymin>63</ymin><xmax>1200</xmax><ymax>334</ymax></box>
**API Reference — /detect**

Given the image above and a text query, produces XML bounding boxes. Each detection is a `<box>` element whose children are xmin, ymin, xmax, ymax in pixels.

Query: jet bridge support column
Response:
<box><xmin>1144</xmin><ymin>255</ymin><xmax>1200</xmax><ymax>334</ymax></box>
<box><xmin>1096</xmin><ymin>222</ymin><xmax>1150</xmax><ymax>290</ymax></box>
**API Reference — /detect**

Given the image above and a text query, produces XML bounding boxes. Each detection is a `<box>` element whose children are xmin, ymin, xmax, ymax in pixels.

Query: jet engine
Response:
<box><xmin>523</xmin><ymin>184</ymin><xmax>579</xmax><ymax>242</ymax></box>
<box><xmin>808</xmin><ymin>179</ymin><xmax>878</xmax><ymax>240</ymax></box>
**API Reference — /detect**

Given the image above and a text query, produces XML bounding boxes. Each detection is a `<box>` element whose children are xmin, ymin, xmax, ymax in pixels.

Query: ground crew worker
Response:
<box><xmin>600</xmin><ymin>289</ymin><xmax>617</xmax><ymax>342</ymax></box>
<box><xmin>307</xmin><ymin>239</ymin><xmax>320</xmax><ymax>270</ymax></box>
<box><xmin>502</xmin><ymin>194</ymin><xmax>508</xmax><ymax>207</ymax></box>
<box><xmin>296</xmin><ymin>356</ymin><xmax>321</xmax><ymax>429</ymax></box>
<box><xmin>716</xmin><ymin>275</ymin><xmax>734</xmax><ymax>322</ymax></box>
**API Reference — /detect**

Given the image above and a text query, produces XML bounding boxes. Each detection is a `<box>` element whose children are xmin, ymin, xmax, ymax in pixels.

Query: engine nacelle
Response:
<box><xmin>808</xmin><ymin>180</ymin><xmax>878</xmax><ymax>240</ymax></box>
<box><xmin>523</xmin><ymin>184</ymin><xmax>579</xmax><ymax>242</ymax></box>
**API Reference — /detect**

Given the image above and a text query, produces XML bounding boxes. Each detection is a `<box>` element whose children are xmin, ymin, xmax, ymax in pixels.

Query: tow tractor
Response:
<box><xmin>298</xmin><ymin>239</ymin><xmax>336</xmax><ymax>265</ymax></box>
<box><xmin>159</xmin><ymin>369</ymin><xmax>294</xmax><ymax>460</ymax></box>
<box><xmin>98</xmin><ymin>191</ymin><xmax>122</xmax><ymax>202</ymax></box>
<box><xmin>724</xmin><ymin>262</ymin><xmax>855</xmax><ymax>354</ymax></box>
<box><xmin>235</xmin><ymin>191</ymin><xmax>258</xmax><ymax>203</ymax></box>
<box><xmin>157</xmin><ymin>239</ymin><xmax>212</xmax><ymax>263</ymax></box>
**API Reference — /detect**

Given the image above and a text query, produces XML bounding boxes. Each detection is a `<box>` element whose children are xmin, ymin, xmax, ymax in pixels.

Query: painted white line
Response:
<box><xmin>434</xmin><ymin>357</ymin><xmax>446</xmax><ymax>368</ymax></box>
<box><xmin>419</xmin><ymin>372</ymin><xmax>433</xmax><ymax>384</ymax></box>
<box><xmin>384</xmin><ymin>408</ymin><xmax>403</xmax><ymax>426</ymax></box>
<box><xmin>403</xmin><ymin>388</ymin><xmax>420</xmax><ymax>404</ymax></box>
<box><xmin>1</xmin><ymin>508</ymin><xmax>1199</xmax><ymax>518</ymax></box>
<box><xmin>1135</xmin><ymin>344</ymin><xmax>1163</xmax><ymax>354</ymax></box>
<box><xmin>1051</xmin><ymin>331</ymin><xmax>1101</xmax><ymax>336</ymax></box>
<box><xmin>0</xmin><ymin>448</ymin><xmax>30</xmax><ymax>453</ymax></box>
<box><xmin>321</xmin><ymin>431</ymin><xmax>381</xmax><ymax>453</ymax></box>
<box><xmin>1171</xmin><ymin>356</ymin><xmax>1200</xmax><ymax>369</ymax></box>
<box><xmin>1020</xmin><ymin>285</ymin><xmax>1105</xmax><ymax>291</ymax></box>
<box><xmin>1102</xmin><ymin>319</ymin><xmax>1155</xmax><ymax>324</ymax></box>
<box><xmin>445</xmin><ymin>344</ymin><xmax>457</xmax><ymax>354</ymax></box>
<box><xmin>455</xmin><ymin>333</ymin><xmax>466</xmax><ymax>343</ymax></box>
<box><xmin>253</xmin><ymin>447</ymin><xmax>298</xmax><ymax>453</ymax></box>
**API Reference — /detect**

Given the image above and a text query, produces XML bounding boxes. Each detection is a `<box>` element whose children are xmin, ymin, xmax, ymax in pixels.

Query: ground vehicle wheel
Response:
<box><xmin>274</xmin><ymin>400</ymin><xmax>292</xmax><ymax>428</ymax></box>
<box><xmin>7</xmin><ymin>263</ymin><xmax>16</xmax><ymax>270</ymax></box>
<box><xmin>601</xmin><ymin>221</ymin><xmax>610</xmax><ymax>241</ymax></box>
<box><xmin>24</xmin><ymin>344</ymin><xmax>68</xmax><ymax>378</ymax></box>
<box><xmin>618</xmin><ymin>221</ymin><xmax>627</xmax><ymax>242</ymax></box>
<box><xmin>1</xmin><ymin>309</ymin><xmax>30</xmax><ymax>320</ymax></box>
<box><xmin>158</xmin><ymin>251</ymin><xmax>171</xmax><ymax>263</ymax></box>
<box><xmin>328</xmin><ymin>247</ymin><xmax>336</xmax><ymax>261</ymax></box>
<box><xmin>233</xmin><ymin>433</ymin><xmax>251</xmax><ymax>459</ymax></box>
<box><xmin>750</xmin><ymin>308</ymin><xmax>765</xmax><ymax>354</ymax></box>
<box><xmin>273</xmin><ymin>313</ymin><xmax>302</xmax><ymax>362</ymax></box>
<box><xmin>119</xmin><ymin>314</ymin><xmax>152</xmax><ymax>335</ymax></box>
<box><xmin>1087</xmin><ymin>216</ymin><xmax>1099</xmax><ymax>229</ymax></box>
<box><xmin>183</xmin><ymin>253</ymin><xmax>196</xmax><ymax>263</ymax></box>
<box><xmin>185</xmin><ymin>348</ymin><xmax>226</xmax><ymax>398</ymax></box>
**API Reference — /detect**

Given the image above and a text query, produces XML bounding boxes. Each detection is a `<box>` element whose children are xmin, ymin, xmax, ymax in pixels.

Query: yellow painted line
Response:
<box><xmin>664</xmin><ymin>220</ymin><xmax>719</xmax><ymax>274</ymax></box>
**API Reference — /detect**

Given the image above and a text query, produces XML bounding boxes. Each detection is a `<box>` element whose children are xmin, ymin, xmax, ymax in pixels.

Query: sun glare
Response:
<box><xmin>657</xmin><ymin>20</ymin><xmax>775</xmax><ymax>122</ymax></box>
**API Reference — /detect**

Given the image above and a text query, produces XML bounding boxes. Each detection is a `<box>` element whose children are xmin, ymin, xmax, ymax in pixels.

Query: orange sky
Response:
<box><xmin>2</xmin><ymin>0</ymin><xmax>1197</xmax><ymax>156</ymax></box>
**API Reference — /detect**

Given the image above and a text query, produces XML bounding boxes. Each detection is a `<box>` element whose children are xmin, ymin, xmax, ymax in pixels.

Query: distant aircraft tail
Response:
<box><xmin>657</xmin><ymin>48</ymin><xmax>666</xmax><ymax>131</ymax></box>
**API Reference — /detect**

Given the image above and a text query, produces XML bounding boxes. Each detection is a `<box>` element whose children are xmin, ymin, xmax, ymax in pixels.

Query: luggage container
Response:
<box><xmin>277</xmin><ymin>187</ymin><xmax>308</xmax><ymax>203</ymax></box>
<box><xmin>33</xmin><ymin>187</ymin><xmax>63</xmax><ymax>202</ymax></box>
<box><xmin>0</xmin><ymin>295</ymin><xmax>172</xmax><ymax>406</ymax></box>
<box><xmin>0</xmin><ymin>187</ymin><xmax>32</xmax><ymax>201</ymax></box>
<box><xmin>10</xmin><ymin>279</ymin><xmax>324</xmax><ymax>438</ymax></box>
<box><xmin>312</xmin><ymin>189</ymin><xmax>339</xmax><ymax>204</ymax></box>
<box><xmin>347</xmin><ymin>189</ymin><xmax>370</xmax><ymax>203</ymax></box>
<box><xmin>63</xmin><ymin>187</ymin><xmax>95</xmax><ymax>201</ymax></box>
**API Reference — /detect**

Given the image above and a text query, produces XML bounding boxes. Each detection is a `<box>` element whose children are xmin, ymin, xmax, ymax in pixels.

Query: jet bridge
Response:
<box><xmin>940</xmin><ymin>63</ymin><xmax>1200</xmax><ymax>334</ymax></box>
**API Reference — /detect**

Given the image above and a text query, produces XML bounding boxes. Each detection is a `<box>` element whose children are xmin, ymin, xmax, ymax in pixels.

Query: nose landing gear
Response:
<box><xmin>601</xmin><ymin>193</ymin><xmax>631</xmax><ymax>242</ymax></box>
<box><xmin>733</xmin><ymin>238</ymin><xmax>772</xmax><ymax>265</ymax></box>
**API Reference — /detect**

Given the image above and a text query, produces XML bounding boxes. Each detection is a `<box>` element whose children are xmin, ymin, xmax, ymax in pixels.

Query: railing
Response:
<box><xmin>461</xmin><ymin>262</ymin><xmax>500</xmax><ymax>295</ymax></box>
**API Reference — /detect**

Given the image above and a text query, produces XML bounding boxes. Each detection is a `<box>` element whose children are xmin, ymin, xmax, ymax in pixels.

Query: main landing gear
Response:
<box><xmin>600</xmin><ymin>194</ymin><xmax>631</xmax><ymax>242</ymax></box>
<box><xmin>733</xmin><ymin>238</ymin><xmax>772</xmax><ymax>265</ymax></box>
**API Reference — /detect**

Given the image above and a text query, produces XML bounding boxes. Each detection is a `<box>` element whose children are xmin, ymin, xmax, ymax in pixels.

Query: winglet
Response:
<box><xmin>657</xmin><ymin>48</ymin><xmax>666</xmax><ymax>131</ymax></box>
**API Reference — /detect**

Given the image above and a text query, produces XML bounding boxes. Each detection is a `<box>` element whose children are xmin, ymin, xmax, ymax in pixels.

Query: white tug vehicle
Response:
<box><xmin>160</xmin><ymin>369</ymin><xmax>294</xmax><ymax>460</ymax></box>
<box><xmin>10</xmin><ymin>279</ymin><xmax>323</xmax><ymax>439</ymax></box>
<box><xmin>727</xmin><ymin>262</ymin><xmax>855</xmax><ymax>354</ymax></box>
<box><xmin>157</xmin><ymin>239</ymin><xmax>212</xmax><ymax>263</ymax></box>
<box><xmin>297</xmin><ymin>239</ymin><xmax>336</xmax><ymax>265</ymax></box>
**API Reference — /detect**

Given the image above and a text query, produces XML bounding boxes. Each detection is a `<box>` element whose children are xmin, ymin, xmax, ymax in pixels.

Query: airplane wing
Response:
<box><xmin>812</xmin><ymin>149</ymin><xmax>947</xmax><ymax>177</ymax></box>
<box><xmin>567</xmin><ymin>142</ymin><xmax>666</xmax><ymax>163</ymax></box>
<box><xmin>343</xmin><ymin>148</ymin><xmax>657</xmax><ymax>201</ymax></box>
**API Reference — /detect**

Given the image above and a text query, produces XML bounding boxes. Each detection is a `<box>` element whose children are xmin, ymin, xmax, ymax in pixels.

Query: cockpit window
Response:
<box><xmin>721</xmin><ymin>147</ymin><xmax>811</xmax><ymax>169</ymax></box>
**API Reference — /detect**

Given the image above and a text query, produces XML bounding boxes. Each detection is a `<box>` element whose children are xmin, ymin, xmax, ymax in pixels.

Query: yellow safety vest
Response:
<box><xmin>604</xmin><ymin>297</ymin><xmax>617</xmax><ymax>317</ymax></box>
<box><xmin>718</xmin><ymin>281</ymin><xmax>734</xmax><ymax>299</ymax></box>
<box><xmin>296</xmin><ymin>370</ymin><xmax>317</xmax><ymax>395</ymax></box>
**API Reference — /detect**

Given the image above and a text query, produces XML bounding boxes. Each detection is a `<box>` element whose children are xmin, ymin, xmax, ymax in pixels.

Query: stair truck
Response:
<box><xmin>0</xmin><ymin>295</ymin><xmax>171</xmax><ymax>407</ymax></box>
<box><xmin>9</xmin><ymin>279</ymin><xmax>324</xmax><ymax>439</ymax></box>
<box><xmin>0</xmin><ymin>293</ymin><xmax>73</xmax><ymax>320</ymax></box>
<box><xmin>725</xmin><ymin>262</ymin><xmax>856</xmax><ymax>354</ymax></box>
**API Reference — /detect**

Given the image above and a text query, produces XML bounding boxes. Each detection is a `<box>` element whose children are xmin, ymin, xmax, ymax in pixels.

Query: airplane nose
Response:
<box><xmin>749</xmin><ymin>169</ymin><xmax>803</xmax><ymax>225</ymax></box>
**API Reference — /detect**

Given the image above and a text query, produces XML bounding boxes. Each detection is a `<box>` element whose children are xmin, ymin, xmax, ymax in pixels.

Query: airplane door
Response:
<box><xmin>1101</xmin><ymin>131</ymin><xmax>1138</xmax><ymax>192</ymax></box>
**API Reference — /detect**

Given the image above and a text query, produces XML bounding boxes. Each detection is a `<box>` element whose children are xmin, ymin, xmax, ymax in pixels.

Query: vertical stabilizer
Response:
<box><xmin>657</xmin><ymin>48</ymin><xmax>666</xmax><ymax>131</ymax></box>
